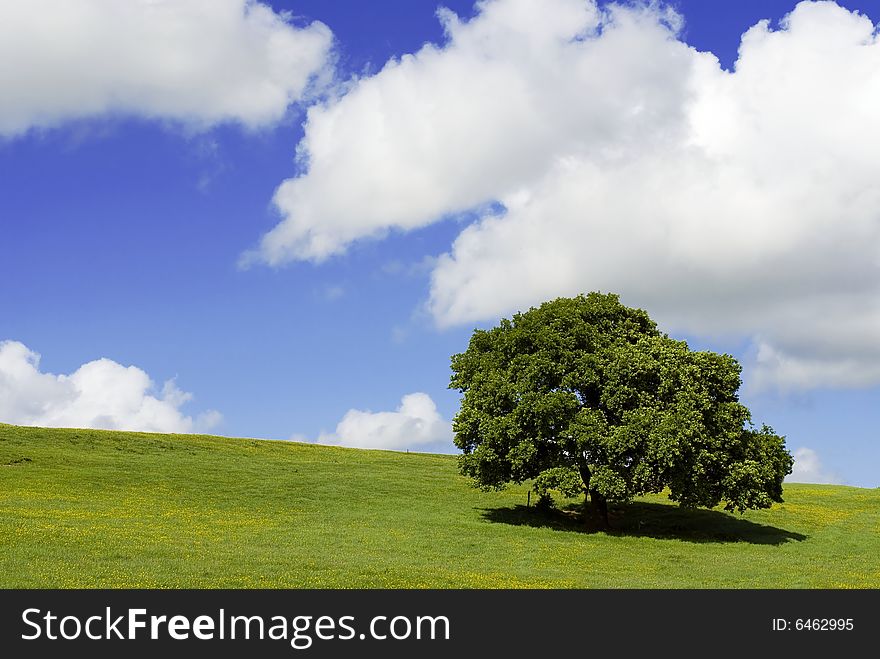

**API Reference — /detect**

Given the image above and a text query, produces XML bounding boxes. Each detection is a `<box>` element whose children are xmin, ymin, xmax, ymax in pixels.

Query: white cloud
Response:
<box><xmin>317</xmin><ymin>392</ymin><xmax>453</xmax><ymax>451</ymax></box>
<box><xmin>750</xmin><ymin>341</ymin><xmax>880</xmax><ymax>393</ymax></box>
<box><xmin>0</xmin><ymin>0</ymin><xmax>333</xmax><ymax>137</ymax></box>
<box><xmin>0</xmin><ymin>340</ymin><xmax>221</xmax><ymax>434</ymax></box>
<box><xmin>786</xmin><ymin>447</ymin><xmax>842</xmax><ymax>484</ymax></box>
<box><xmin>250</xmin><ymin>0</ymin><xmax>880</xmax><ymax>391</ymax></box>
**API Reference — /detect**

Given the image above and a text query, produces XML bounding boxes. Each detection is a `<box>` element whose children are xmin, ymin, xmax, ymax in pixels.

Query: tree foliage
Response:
<box><xmin>449</xmin><ymin>293</ymin><xmax>793</xmax><ymax>523</ymax></box>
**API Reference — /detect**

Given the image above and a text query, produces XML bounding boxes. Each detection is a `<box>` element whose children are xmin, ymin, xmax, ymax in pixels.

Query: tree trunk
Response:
<box><xmin>577</xmin><ymin>463</ymin><xmax>610</xmax><ymax>529</ymax></box>
<box><xmin>590</xmin><ymin>489</ymin><xmax>610</xmax><ymax>530</ymax></box>
<box><xmin>576</xmin><ymin>464</ymin><xmax>604</xmax><ymax>528</ymax></box>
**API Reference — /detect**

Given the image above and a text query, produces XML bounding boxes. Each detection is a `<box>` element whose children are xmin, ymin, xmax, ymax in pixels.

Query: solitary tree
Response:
<box><xmin>449</xmin><ymin>293</ymin><xmax>792</xmax><ymax>528</ymax></box>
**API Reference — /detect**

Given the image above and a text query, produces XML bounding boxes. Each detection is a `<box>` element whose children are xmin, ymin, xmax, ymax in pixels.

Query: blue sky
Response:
<box><xmin>1</xmin><ymin>0</ymin><xmax>878</xmax><ymax>487</ymax></box>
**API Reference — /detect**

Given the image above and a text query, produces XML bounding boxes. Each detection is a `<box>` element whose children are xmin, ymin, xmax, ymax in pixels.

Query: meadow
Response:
<box><xmin>1</xmin><ymin>423</ymin><xmax>877</xmax><ymax>588</ymax></box>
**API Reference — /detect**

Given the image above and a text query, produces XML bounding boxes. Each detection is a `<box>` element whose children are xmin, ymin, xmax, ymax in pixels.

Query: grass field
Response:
<box><xmin>1</xmin><ymin>423</ymin><xmax>877</xmax><ymax>588</ymax></box>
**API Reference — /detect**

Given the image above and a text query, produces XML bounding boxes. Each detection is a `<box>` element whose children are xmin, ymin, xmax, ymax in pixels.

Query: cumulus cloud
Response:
<box><xmin>317</xmin><ymin>392</ymin><xmax>453</xmax><ymax>451</ymax></box>
<box><xmin>786</xmin><ymin>447</ymin><xmax>842</xmax><ymax>484</ymax></box>
<box><xmin>250</xmin><ymin>0</ymin><xmax>880</xmax><ymax>392</ymax></box>
<box><xmin>0</xmin><ymin>0</ymin><xmax>333</xmax><ymax>137</ymax></box>
<box><xmin>0</xmin><ymin>340</ymin><xmax>220</xmax><ymax>434</ymax></box>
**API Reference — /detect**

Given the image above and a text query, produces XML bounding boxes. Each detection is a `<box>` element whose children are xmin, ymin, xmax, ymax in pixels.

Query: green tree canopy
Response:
<box><xmin>449</xmin><ymin>293</ymin><xmax>793</xmax><ymax>526</ymax></box>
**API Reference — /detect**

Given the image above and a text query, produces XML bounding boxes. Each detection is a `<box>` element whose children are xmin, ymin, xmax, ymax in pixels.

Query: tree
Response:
<box><xmin>449</xmin><ymin>293</ymin><xmax>793</xmax><ymax>528</ymax></box>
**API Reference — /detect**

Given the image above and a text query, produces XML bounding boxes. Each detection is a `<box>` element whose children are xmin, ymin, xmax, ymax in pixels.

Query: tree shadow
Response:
<box><xmin>479</xmin><ymin>502</ymin><xmax>807</xmax><ymax>545</ymax></box>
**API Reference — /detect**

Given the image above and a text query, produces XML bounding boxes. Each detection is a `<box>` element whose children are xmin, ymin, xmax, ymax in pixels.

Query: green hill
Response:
<box><xmin>1</xmin><ymin>423</ymin><xmax>877</xmax><ymax>588</ymax></box>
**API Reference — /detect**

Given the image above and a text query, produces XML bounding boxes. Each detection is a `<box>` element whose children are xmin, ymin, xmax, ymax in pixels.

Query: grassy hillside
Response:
<box><xmin>1</xmin><ymin>423</ymin><xmax>877</xmax><ymax>588</ymax></box>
